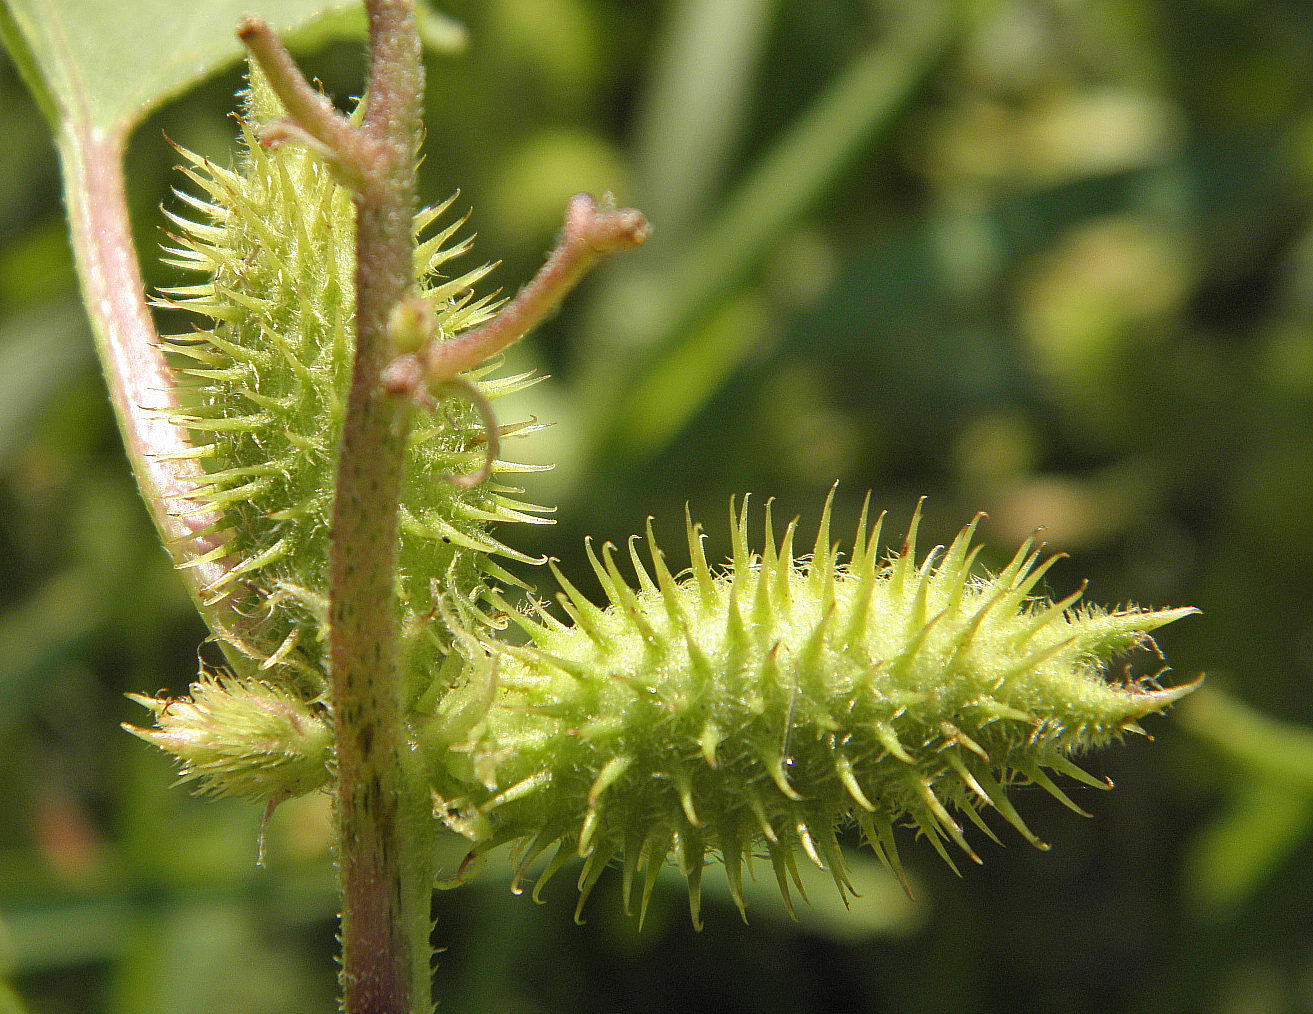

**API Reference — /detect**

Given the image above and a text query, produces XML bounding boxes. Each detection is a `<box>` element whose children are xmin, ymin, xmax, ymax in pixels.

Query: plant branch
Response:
<box><xmin>414</xmin><ymin>194</ymin><xmax>650</xmax><ymax>385</ymax></box>
<box><xmin>242</xmin><ymin>4</ymin><xmax>428</xmax><ymax>1012</ymax></box>
<box><xmin>59</xmin><ymin>123</ymin><xmax>244</xmax><ymax>629</ymax></box>
<box><xmin>235</xmin><ymin>16</ymin><xmax>368</xmax><ymax>186</ymax></box>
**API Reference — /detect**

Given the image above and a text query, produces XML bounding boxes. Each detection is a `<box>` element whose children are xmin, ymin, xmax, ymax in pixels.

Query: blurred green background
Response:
<box><xmin>2</xmin><ymin>0</ymin><xmax>1313</xmax><ymax>1011</ymax></box>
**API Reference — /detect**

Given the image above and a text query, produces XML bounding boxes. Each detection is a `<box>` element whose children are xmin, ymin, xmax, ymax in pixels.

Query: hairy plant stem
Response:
<box><xmin>58</xmin><ymin>123</ymin><xmax>238</xmax><ymax>627</ymax></box>
<box><xmin>241</xmin><ymin>13</ymin><xmax>648</xmax><ymax>1010</ymax></box>
<box><xmin>242</xmin><ymin>5</ymin><xmax>427</xmax><ymax>1012</ymax></box>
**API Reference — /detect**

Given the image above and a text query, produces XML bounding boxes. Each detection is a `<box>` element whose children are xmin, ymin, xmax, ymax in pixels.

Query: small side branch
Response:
<box><xmin>380</xmin><ymin>194</ymin><xmax>647</xmax><ymax>493</ymax></box>
<box><xmin>417</xmin><ymin>194</ymin><xmax>649</xmax><ymax>384</ymax></box>
<box><xmin>236</xmin><ymin>16</ymin><xmax>371</xmax><ymax>188</ymax></box>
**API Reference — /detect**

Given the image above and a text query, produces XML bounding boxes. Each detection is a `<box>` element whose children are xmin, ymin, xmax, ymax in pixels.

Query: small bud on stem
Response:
<box><xmin>388</xmin><ymin>296</ymin><xmax>437</xmax><ymax>354</ymax></box>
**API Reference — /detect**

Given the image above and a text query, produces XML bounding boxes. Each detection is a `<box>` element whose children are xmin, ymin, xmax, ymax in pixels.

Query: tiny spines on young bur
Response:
<box><xmin>154</xmin><ymin>70</ymin><xmax>550</xmax><ymax>693</ymax></box>
<box><xmin>427</xmin><ymin>495</ymin><xmax>1196</xmax><ymax>926</ymax></box>
<box><xmin>127</xmin><ymin>675</ymin><xmax>334</xmax><ymax>799</ymax></box>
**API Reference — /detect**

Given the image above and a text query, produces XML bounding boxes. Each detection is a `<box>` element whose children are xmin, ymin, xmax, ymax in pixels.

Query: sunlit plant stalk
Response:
<box><xmin>230</xmin><ymin>7</ymin><xmax>647</xmax><ymax>1011</ymax></box>
<box><xmin>240</xmin><ymin>5</ymin><xmax>428</xmax><ymax>1007</ymax></box>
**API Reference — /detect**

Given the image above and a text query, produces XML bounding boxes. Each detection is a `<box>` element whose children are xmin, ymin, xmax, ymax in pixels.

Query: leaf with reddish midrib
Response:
<box><xmin>0</xmin><ymin>0</ymin><xmax>361</xmax><ymax>628</ymax></box>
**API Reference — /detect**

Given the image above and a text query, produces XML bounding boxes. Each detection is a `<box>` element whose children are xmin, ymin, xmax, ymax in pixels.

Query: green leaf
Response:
<box><xmin>631</xmin><ymin>0</ymin><xmax>782</xmax><ymax>239</ymax></box>
<box><xmin>1180</xmin><ymin>686</ymin><xmax>1313</xmax><ymax>786</ymax></box>
<box><xmin>0</xmin><ymin>980</ymin><xmax>29</xmax><ymax>1014</ymax></box>
<box><xmin>1184</xmin><ymin>776</ymin><xmax>1313</xmax><ymax>916</ymax></box>
<box><xmin>0</xmin><ymin>0</ymin><xmax>359</xmax><ymax>136</ymax></box>
<box><xmin>0</xmin><ymin>0</ymin><xmax>381</xmax><ymax>625</ymax></box>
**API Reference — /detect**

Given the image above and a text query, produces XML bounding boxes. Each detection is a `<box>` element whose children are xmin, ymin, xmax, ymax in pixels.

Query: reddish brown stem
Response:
<box><xmin>236</xmin><ymin>16</ymin><xmax>368</xmax><ymax>185</ymax></box>
<box><xmin>60</xmin><ymin>123</ymin><xmax>237</xmax><ymax>617</ymax></box>
<box><xmin>332</xmin><ymin>0</ymin><xmax>428</xmax><ymax>1010</ymax></box>
<box><xmin>243</xmin><ymin>4</ymin><xmax>427</xmax><ymax>1012</ymax></box>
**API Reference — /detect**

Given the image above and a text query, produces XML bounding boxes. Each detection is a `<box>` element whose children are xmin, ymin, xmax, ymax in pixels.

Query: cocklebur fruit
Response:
<box><xmin>152</xmin><ymin>68</ymin><xmax>550</xmax><ymax>687</ymax></box>
<box><xmin>129</xmin><ymin>68</ymin><xmax>552</xmax><ymax>800</ymax></box>
<box><xmin>126</xmin><ymin>675</ymin><xmax>333</xmax><ymax>799</ymax></box>
<box><xmin>429</xmin><ymin>495</ymin><xmax>1197</xmax><ymax>926</ymax></box>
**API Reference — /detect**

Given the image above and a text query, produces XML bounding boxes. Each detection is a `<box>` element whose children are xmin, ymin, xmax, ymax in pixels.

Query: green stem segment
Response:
<box><xmin>242</xmin><ymin>5</ymin><xmax>428</xmax><ymax>1012</ymax></box>
<box><xmin>58</xmin><ymin>123</ymin><xmax>236</xmax><ymax>623</ymax></box>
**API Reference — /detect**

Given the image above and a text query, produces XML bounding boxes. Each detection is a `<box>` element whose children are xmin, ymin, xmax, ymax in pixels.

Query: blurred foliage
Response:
<box><xmin>1</xmin><ymin>0</ymin><xmax>1312</xmax><ymax>1011</ymax></box>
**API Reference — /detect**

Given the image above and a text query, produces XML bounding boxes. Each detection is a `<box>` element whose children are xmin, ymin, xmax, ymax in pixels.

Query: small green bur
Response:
<box><xmin>154</xmin><ymin>69</ymin><xmax>549</xmax><ymax>690</ymax></box>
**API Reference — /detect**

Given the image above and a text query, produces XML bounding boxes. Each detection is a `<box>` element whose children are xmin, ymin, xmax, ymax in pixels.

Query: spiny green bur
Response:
<box><xmin>156</xmin><ymin>72</ymin><xmax>548</xmax><ymax>690</ymax></box>
<box><xmin>429</xmin><ymin>497</ymin><xmax>1196</xmax><ymax>927</ymax></box>
<box><xmin>131</xmin><ymin>72</ymin><xmax>1198</xmax><ymax>927</ymax></box>
<box><xmin>128</xmin><ymin>676</ymin><xmax>333</xmax><ymax>798</ymax></box>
